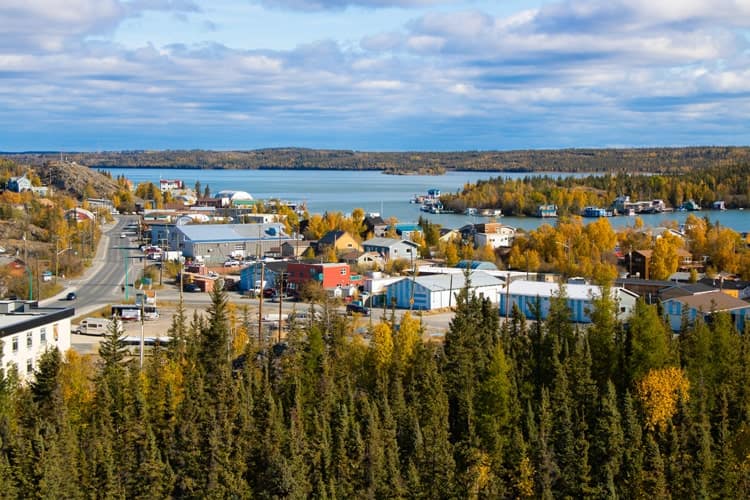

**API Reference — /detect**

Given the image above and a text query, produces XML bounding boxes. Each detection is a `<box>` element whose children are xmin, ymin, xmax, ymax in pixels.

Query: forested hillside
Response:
<box><xmin>3</xmin><ymin>146</ymin><xmax>750</xmax><ymax>173</ymax></box>
<box><xmin>2</xmin><ymin>284</ymin><xmax>750</xmax><ymax>498</ymax></box>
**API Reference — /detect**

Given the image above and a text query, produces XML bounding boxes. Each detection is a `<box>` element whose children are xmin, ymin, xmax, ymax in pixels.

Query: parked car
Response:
<box><xmin>66</xmin><ymin>292</ymin><xmax>77</xmax><ymax>301</ymax></box>
<box><xmin>224</xmin><ymin>260</ymin><xmax>241</xmax><ymax>267</ymax></box>
<box><xmin>346</xmin><ymin>303</ymin><xmax>369</xmax><ymax>316</ymax></box>
<box><xmin>263</xmin><ymin>288</ymin><xmax>276</xmax><ymax>298</ymax></box>
<box><xmin>183</xmin><ymin>283</ymin><xmax>201</xmax><ymax>293</ymax></box>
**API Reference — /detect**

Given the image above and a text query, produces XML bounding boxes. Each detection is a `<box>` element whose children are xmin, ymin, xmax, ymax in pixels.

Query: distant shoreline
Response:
<box><xmin>2</xmin><ymin>146</ymin><xmax>749</xmax><ymax>174</ymax></box>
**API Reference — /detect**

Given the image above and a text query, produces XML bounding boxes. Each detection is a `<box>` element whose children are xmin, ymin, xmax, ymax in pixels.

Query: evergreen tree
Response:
<box><xmin>591</xmin><ymin>381</ymin><xmax>623</xmax><ymax>497</ymax></box>
<box><xmin>626</xmin><ymin>299</ymin><xmax>673</xmax><ymax>384</ymax></box>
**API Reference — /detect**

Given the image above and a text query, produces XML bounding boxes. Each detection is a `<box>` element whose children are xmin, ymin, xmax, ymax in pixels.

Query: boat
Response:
<box><xmin>582</xmin><ymin>206</ymin><xmax>609</xmax><ymax>218</ymax></box>
<box><xmin>536</xmin><ymin>204</ymin><xmax>558</xmax><ymax>218</ymax></box>
<box><xmin>464</xmin><ymin>207</ymin><xmax>477</xmax><ymax>216</ymax></box>
<box><xmin>479</xmin><ymin>208</ymin><xmax>503</xmax><ymax>217</ymax></box>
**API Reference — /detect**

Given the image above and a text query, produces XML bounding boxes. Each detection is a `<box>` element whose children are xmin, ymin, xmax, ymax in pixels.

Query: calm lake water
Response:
<box><xmin>104</xmin><ymin>168</ymin><xmax>750</xmax><ymax>233</ymax></box>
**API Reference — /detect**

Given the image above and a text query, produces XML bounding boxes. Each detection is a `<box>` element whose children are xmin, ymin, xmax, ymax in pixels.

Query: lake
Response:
<box><xmin>103</xmin><ymin>168</ymin><xmax>750</xmax><ymax>233</ymax></box>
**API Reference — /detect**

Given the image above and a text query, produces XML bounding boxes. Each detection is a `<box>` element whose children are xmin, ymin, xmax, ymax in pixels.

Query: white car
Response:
<box><xmin>224</xmin><ymin>260</ymin><xmax>240</xmax><ymax>267</ymax></box>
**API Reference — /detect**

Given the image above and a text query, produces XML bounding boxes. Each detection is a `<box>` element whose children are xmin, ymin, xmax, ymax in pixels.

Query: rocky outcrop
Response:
<box><xmin>31</xmin><ymin>161</ymin><xmax>120</xmax><ymax>200</ymax></box>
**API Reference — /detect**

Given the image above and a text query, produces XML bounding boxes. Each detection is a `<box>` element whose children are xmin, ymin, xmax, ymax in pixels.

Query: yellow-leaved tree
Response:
<box><xmin>637</xmin><ymin>366</ymin><xmax>690</xmax><ymax>431</ymax></box>
<box><xmin>649</xmin><ymin>232</ymin><xmax>683</xmax><ymax>280</ymax></box>
<box><xmin>60</xmin><ymin>350</ymin><xmax>96</xmax><ymax>426</ymax></box>
<box><xmin>369</xmin><ymin>321</ymin><xmax>394</xmax><ymax>372</ymax></box>
<box><xmin>393</xmin><ymin>312</ymin><xmax>421</xmax><ymax>372</ymax></box>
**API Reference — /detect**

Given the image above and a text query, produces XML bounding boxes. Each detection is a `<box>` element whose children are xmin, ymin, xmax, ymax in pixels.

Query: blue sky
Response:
<box><xmin>1</xmin><ymin>0</ymin><xmax>749</xmax><ymax>151</ymax></box>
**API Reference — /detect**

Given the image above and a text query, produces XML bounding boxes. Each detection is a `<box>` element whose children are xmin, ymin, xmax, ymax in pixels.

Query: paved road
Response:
<box><xmin>43</xmin><ymin>215</ymin><xmax>455</xmax><ymax>353</ymax></box>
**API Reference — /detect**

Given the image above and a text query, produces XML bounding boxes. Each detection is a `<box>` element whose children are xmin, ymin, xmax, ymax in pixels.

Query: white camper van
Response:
<box><xmin>75</xmin><ymin>317</ymin><xmax>122</xmax><ymax>336</ymax></box>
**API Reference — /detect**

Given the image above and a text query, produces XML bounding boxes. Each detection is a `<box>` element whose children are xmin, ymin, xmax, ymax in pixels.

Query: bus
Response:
<box><xmin>119</xmin><ymin>336</ymin><xmax>171</xmax><ymax>354</ymax></box>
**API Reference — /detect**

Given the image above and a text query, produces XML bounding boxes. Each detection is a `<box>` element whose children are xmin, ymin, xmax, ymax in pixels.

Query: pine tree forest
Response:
<box><xmin>3</xmin><ymin>282</ymin><xmax>750</xmax><ymax>498</ymax></box>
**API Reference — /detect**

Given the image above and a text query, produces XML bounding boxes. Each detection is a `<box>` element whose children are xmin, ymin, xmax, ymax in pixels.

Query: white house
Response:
<box><xmin>498</xmin><ymin>280</ymin><xmax>638</xmax><ymax>323</ymax></box>
<box><xmin>0</xmin><ymin>300</ymin><xmax>74</xmax><ymax>381</ymax></box>
<box><xmin>385</xmin><ymin>271</ymin><xmax>504</xmax><ymax>310</ymax></box>
<box><xmin>7</xmin><ymin>175</ymin><xmax>32</xmax><ymax>193</ymax></box>
<box><xmin>475</xmin><ymin>226</ymin><xmax>516</xmax><ymax>249</ymax></box>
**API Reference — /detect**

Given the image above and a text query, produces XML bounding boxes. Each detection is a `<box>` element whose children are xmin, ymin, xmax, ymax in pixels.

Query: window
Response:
<box><xmin>12</xmin><ymin>337</ymin><xmax>18</xmax><ymax>353</ymax></box>
<box><xmin>340</xmin><ymin>269</ymin><xmax>347</xmax><ymax>275</ymax></box>
<box><xmin>26</xmin><ymin>359</ymin><xmax>32</xmax><ymax>374</ymax></box>
<box><xmin>27</xmin><ymin>332</ymin><xmax>33</xmax><ymax>348</ymax></box>
<box><xmin>40</xmin><ymin>328</ymin><xmax>47</xmax><ymax>345</ymax></box>
<box><xmin>620</xmin><ymin>307</ymin><xmax>626</xmax><ymax>313</ymax></box>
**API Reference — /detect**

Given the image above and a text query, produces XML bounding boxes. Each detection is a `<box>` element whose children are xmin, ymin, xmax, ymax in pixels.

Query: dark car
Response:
<box><xmin>263</xmin><ymin>288</ymin><xmax>276</xmax><ymax>298</ymax></box>
<box><xmin>66</xmin><ymin>292</ymin><xmax>77</xmax><ymax>301</ymax></box>
<box><xmin>183</xmin><ymin>283</ymin><xmax>201</xmax><ymax>293</ymax></box>
<box><xmin>346</xmin><ymin>303</ymin><xmax>369</xmax><ymax>316</ymax></box>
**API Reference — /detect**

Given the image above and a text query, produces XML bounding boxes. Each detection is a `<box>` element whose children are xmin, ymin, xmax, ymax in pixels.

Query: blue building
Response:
<box><xmin>385</xmin><ymin>271</ymin><xmax>504</xmax><ymax>310</ymax></box>
<box><xmin>498</xmin><ymin>280</ymin><xmax>638</xmax><ymax>323</ymax></box>
<box><xmin>239</xmin><ymin>261</ymin><xmax>288</xmax><ymax>292</ymax></box>
<box><xmin>661</xmin><ymin>290</ymin><xmax>750</xmax><ymax>332</ymax></box>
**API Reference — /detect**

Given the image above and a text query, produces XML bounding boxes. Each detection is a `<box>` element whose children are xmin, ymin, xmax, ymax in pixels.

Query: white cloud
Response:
<box><xmin>1</xmin><ymin>0</ymin><xmax>750</xmax><ymax>150</ymax></box>
<box><xmin>257</xmin><ymin>0</ymin><xmax>443</xmax><ymax>12</ymax></box>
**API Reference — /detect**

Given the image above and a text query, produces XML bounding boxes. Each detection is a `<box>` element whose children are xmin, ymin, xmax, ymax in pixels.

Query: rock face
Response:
<box><xmin>32</xmin><ymin>161</ymin><xmax>120</xmax><ymax>199</ymax></box>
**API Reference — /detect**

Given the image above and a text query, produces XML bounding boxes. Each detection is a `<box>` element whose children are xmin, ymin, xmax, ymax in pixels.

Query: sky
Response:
<box><xmin>1</xmin><ymin>0</ymin><xmax>749</xmax><ymax>151</ymax></box>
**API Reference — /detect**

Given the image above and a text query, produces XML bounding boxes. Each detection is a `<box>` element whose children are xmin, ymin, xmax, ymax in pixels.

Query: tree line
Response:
<box><xmin>441</xmin><ymin>163</ymin><xmax>750</xmax><ymax>214</ymax></box>
<box><xmin>3</xmin><ymin>146</ymin><xmax>750</xmax><ymax>173</ymax></box>
<box><xmin>2</xmin><ymin>280</ymin><xmax>750</xmax><ymax>498</ymax></box>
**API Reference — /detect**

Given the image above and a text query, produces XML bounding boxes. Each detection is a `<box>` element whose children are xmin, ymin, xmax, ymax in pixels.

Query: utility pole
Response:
<box><xmin>139</xmin><ymin>300</ymin><xmax>145</xmax><ymax>370</ymax></box>
<box><xmin>278</xmin><ymin>230</ymin><xmax>284</xmax><ymax>343</ymax></box>
<box><xmin>258</xmin><ymin>263</ymin><xmax>265</xmax><ymax>345</ymax></box>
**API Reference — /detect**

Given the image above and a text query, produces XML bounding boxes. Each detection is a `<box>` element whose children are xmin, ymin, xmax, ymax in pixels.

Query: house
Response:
<box><xmin>475</xmin><ymin>231</ymin><xmax>514</xmax><ymax>249</ymax></box>
<box><xmin>239</xmin><ymin>261</ymin><xmax>289</xmax><ymax>293</ymax></box>
<box><xmin>385</xmin><ymin>271</ymin><xmax>505</xmax><ymax>310</ymax></box>
<box><xmin>281</xmin><ymin>240</ymin><xmax>315</xmax><ymax>258</ymax></box>
<box><xmin>662</xmin><ymin>291</ymin><xmax>750</xmax><ymax>332</ymax></box>
<box><xmin>0</xmin><ymin>300</ymin><xmax>74</xmax><ymax>381</ymax></box>
<box><xmin>459</xmin><ymin>223</ymin><xmax>516</xmax><ymax>249</ymax></box>
<box><xmin>364</xmin><ymin>214</ymin><xmax>388</xmax><ymax>238</ymax></box>
<box><xmin>318</xmin><ymin>230</ymin><xmax>362</xmax><ymax>255</ymax></box>
<box><xmin>362</xmin><ymin>238</ymin><xmax>419</xmax><ymax>262</ymax></box>
<box><xmin>7</xmin><ymin>175</ymin><xmax>32</xmax><ymax>193</ymax></box>
<box><xmin>629</xmin><ymin>248</ymin><xmax>694</xmax><ymax>280</ymax></box>
<box><xmin>286</xmin><ymin>262</ymin><xmax>361</xmax><ymax>293</ymax></box>
<box><xmin>173</xmin><ymin>223</ymin><xmax>295</xmax><ymax>263</ymax></box>
<box><xmin>357</xmin><ymin>251</ymin><xmax>385</xmax><ymax>270</ymax></box>
<box><xmin>498</xmin><ymin>280</ymin><xmax>638</xmax><ymax>323</ymax></box>
<box><xmin>159</xmin><ymin>179</ymin><xmax>183</xmax><ymax>192</ymax></box>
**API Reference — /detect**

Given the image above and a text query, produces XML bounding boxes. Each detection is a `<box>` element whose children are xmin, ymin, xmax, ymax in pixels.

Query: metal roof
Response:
<box><xmin>666</xmin><ymin>291</ymin><xmax>750</xmax><ymax>312</ymax></box>
<box><xmin>413</xmin><ymin>271</ymin><xmax>503</xmax><ymax>292</ymax></box>
<box><xmin>507</xmin><ymin>280</ymin><xmax>636</xmax><ymax>301</ymax></box>
<box><xmin>176</xmin><ymin>223</ymin><xmax>289</xmax><ymax>242</ymax></box>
